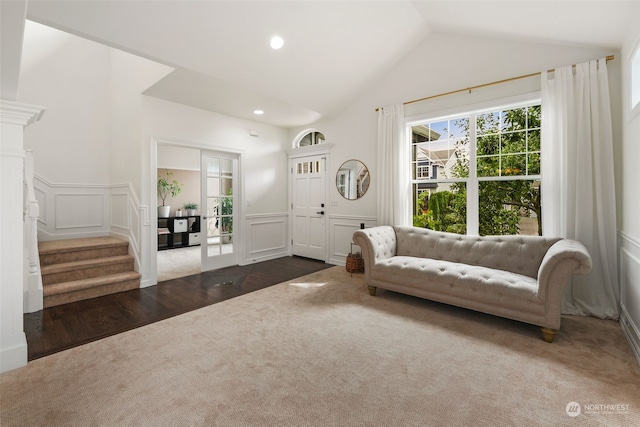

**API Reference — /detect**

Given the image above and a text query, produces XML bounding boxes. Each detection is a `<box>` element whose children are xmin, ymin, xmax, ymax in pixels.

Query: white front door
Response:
<box><xmin>201</xmin><ymin>150</ymin><xmax>238</xmax><ymax>271</ymax></box>
<box><xmin>291</xmin><ymin>154</ymin><xmax>326</xmax><ymax>260</ymax></box>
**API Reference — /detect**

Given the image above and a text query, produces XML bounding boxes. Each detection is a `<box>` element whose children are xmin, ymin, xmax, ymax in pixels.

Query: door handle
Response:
<box><xmin>316</xmin><ymin>211</ymin><xmax>325</xmax><ymax>215</ymax></box>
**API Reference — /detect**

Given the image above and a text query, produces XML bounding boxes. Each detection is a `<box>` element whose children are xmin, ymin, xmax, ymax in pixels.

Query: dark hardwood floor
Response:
<box><xmin>24</xmin><ymin>256</ymin><xmax>332</xmax><ymax>361</ymax></box>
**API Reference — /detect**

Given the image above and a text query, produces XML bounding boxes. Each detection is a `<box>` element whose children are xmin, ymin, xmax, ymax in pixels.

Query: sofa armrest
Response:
<box><xmin>537</xmin><ymin>239</ymin><xmax>592</xmax><ymax>328</ymax></box>
<box><xmin>353</xmin><ymin>226</ymin><xmax>397</xmax><ymax>283</ymax></box>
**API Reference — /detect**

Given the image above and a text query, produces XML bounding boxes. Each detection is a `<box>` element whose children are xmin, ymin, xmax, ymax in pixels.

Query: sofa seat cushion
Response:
<box><xmin>371</xmin><ymin>256</ymin><xmax>541</xmax><ymax>303</ymax></box>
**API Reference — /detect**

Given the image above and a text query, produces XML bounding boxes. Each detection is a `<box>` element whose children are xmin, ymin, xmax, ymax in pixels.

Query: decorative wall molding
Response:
<box><xmin>110</xmin><ymin>193</ymin><xmax>130</xmax><ymax>230</ymax></box>
<box><xmin>285</xmin><ymin>143</ymin><xmax>335</xmax><ymax>158</ymax></box>
<box><xmin>54</xmin><ymin>193</ymin><xmax>104</xmax><ymax>229</ymax></box>
<box><xmin>245</xmin><ymin>213</ymin><xmax>289</xmax><ymax>264</ymax></box>
<box><xmin>33</xmin><ymin>174</ymin><xmax>145</xmax><ymax>275</ymax></box>
<box><xmin>619</xmin><ymin>231</ymin><xmax>640</xmax><ymax>368</ymax></box>
<box><xmin>328</xmin><ymin>215</ymin><xmax>377</xmax><ymax>265</ymax></box>
<box><xmin>621</xmin><ymin>298</ymin><xmax>640</xmax><ymax>368</ymax></box>
<box><xmin>35</xmin><ymin>176</ymin><xmax>110</xmax><ymax>239</ymax></box>
<box><xmin>109</xmin><ymin>183</ymin><xmax>145</xmax><ymax>274</ymax></box>
<box><xmin>0</xmin><ymin>99</ymin><xmax>46</xmax><ymax>126</ymax></box>
<box><xmin>620</xmin><ymin>230</ymin><xmax>640</xmax><ymax>248</ymax></box>
<box><xmin>0</xmin><ymin>147</ymin><xmax>25</xmax><ymax>158</ymax></box>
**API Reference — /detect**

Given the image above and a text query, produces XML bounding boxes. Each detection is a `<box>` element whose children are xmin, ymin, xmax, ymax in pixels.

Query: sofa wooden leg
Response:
<box><xmin>540</xmin><ymin>327</ymin><xmax>558</xmax><ymax>343</ymax></box>
<box><xmin>368</xmin><ymin>286</ymin><xmax>377</xmax><ymax>296</ymax></box>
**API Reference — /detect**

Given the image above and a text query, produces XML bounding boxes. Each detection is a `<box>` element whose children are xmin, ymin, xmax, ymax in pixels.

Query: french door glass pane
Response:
<box><xmin>206</xmin><ymin>157</ymin><xmax>234</xmax><ymax>256</ymax></box>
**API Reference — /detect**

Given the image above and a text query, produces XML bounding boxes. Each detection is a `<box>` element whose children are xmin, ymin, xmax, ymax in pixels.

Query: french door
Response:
<box><xmin>201</xmin><ymin>150</ymin><xmax>239</xmax><ymax>271</ymax></box>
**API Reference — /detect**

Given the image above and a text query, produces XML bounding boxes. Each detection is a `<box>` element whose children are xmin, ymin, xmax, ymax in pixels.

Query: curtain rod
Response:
<box><xmin>375</xmin><ymin>54</ymin><xmax>615</xmax><ymax>112</ymax></box>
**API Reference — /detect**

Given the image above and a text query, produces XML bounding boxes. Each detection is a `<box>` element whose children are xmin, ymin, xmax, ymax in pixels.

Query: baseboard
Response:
<box><xmin>139</xmin><ymin>278</ymin><xmax>155</xmax><ymax>288</ymax></box>
<box><xmin>620</xmin><ymin>304</ymin><xmax>640</xmax><ymax>368</ymax></box>
<box><xmin>244</xmin><ymin>250</ymin><xmax>290</xmax><ymax>265</ymax></box>
<box><xmin>0</xmin><ymin>335</ymin><xmax>28</xmax><ymax>374</ymax></box>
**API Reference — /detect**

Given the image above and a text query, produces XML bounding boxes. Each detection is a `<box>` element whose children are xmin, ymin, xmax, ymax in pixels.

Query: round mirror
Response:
<box><xmin>336</xmin><ymin>160</ymin><xmax>370</xmax><ymax>200</ymax></box>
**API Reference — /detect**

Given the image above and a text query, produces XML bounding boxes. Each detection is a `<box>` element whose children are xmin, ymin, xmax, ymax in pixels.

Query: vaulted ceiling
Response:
<box><xmin>25</xmin><ymin>1</ymin><xmax>640</xmax><ymax>128</ymax></box>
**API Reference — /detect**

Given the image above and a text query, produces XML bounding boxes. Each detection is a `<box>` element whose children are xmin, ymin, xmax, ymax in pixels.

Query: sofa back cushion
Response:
<box><xmin>394</xmin><ymin>226</ymin><xmax>561</xmax><ymax>279</ymax></box>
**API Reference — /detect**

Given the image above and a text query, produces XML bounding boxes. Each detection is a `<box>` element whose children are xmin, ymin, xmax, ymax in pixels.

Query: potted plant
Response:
<box><xmin>157</xmin><ymin>169</ymin><xmax>183</xmax><ymax>218</ymax></box>
<box><xmin>214</xmin><ymin>188</ymin><xmax>233</xmax><ymax>243</ymax></box>
<box><xmin>183</xmin><ymin>202</ymin><xmax>199</xmax><ymax>216</ymax></box>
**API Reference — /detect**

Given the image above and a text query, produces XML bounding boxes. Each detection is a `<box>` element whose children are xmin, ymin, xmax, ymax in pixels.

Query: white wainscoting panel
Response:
<box><xmin>245</xmin><ymin>213</ymin><xmax>289</xmax><ymax>264</ymax></box>
<box><xmin>109</xmin><ymin>184</ymin><xmax>146</xmax><ymax>284</ymax></box>
<box><xmin>128</xmin><ymin>199</ymin><xmax>142</xmax><ymax>257</ymax></box>
<box><xmin>110</xmin><ymin>193</ymin><xmax>129</xmax><ymax>229</ymax></box>
<box><xmin>34</xmin><ymin>176</ymin><xmax>146</xmax><ymax>283</ymax></box>
<box><xmin>55</xmin><ymin>194</ymin><xmax>104</xmax><ymax>229</ymax></box>
<box><xmin>620</xmin><ymin>231</ymin><xmax>640</xmax><ymax>367</ymax></box>
<box><xmin>329</xmin><ymin>215</ymin><xmax>377</xmax><ymax>265</ymax></box>
<box><xmin>35</xmin><ymin>176</ymin><xmax>111</xmax><ymax>239</ymax></box>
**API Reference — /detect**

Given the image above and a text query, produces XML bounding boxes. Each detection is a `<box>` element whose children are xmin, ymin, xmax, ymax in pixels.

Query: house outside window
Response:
<box><xmin>409</xmin><ymin>97</ymin><xmax>542</xmax><ymax>236</ymax></box>
<box><xmin>417</xmin><ymin>165</ymin><xmax>430</xmax><ymax>179</ymax></box>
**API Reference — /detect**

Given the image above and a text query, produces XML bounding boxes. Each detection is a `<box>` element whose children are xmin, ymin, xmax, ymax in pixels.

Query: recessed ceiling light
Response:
<box><xmin>254</xmin><ymin>110</ymin><xmax>264</xmax><ymax>115</ymax></box>
<box><xmin>270</xmin><ymin>36</ymin><xmax>284</xmax><ymax>50</ymax></box>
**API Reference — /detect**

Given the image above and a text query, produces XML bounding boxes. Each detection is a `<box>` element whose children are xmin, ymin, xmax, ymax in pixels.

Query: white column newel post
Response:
<box><xmin>0</xmin><ymin>99</ymin><xmax>45</xmax><ymax>373</ymax></box>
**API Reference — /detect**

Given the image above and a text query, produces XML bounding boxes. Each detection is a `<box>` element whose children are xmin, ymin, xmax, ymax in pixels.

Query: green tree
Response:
<box><xmin>413</xmin><ymin>106</ymin><xmax>541</xmax><ymax>236</ymax></box>
<box><xmin>476</xmin><ymin>106</ymin><xmax>541</xmax><ymax>235</ymax></box>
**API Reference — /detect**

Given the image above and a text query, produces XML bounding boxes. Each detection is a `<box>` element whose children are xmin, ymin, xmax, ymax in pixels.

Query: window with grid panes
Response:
<box><xmin>410</xmin><ymin>98</ymin><xmax>542</xmax><ymax>236</ymax></box>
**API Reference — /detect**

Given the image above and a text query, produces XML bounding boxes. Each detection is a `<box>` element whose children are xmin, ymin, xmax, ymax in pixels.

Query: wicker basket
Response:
<box><xmin>345</xmin><ymin>252</ymin><xmax>364</xmax><ymax>274</ymax></box>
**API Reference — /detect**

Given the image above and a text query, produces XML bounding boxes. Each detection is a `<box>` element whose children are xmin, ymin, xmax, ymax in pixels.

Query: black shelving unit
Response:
<box><xmin>158</xmin><ymin>216</ymin><xmax>201</xmax><ymax>250</ymax></box>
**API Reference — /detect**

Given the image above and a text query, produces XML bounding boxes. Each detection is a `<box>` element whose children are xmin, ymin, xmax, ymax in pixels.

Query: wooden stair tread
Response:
<box><xmin>38</xmin><ymin>237</ymin><xmax>128</xmax><ymax>254</ymax></box>
<box><xmin>43</xmin><ymin>271</ymin><xmax>141</xmax><ymax>296</ymax></box>
<box><xmin>41</xmin><ymin>255</ymin><xmax>134</xmax><ymax>275</ymax></box>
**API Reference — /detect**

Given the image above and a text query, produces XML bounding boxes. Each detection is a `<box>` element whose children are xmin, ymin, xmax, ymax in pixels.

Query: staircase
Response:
<box><xmin>39</xmin><ymin>237</ymin><xmax>140</xmax><ymax>308</ymax></box>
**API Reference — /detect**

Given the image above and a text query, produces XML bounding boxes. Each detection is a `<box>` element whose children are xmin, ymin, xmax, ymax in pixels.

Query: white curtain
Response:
<box><xmin>541</xmin><ymin>58</ymin><xmax>619</xmax><ymax>319</ymax></box>
<box><xmin>377</xmin><ymin>104</ymin><xmax>410</xmax><ymax>226</ymax></box>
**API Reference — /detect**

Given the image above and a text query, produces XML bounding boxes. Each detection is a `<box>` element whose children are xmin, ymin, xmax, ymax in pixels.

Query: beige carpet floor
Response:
<box><xmin>2</xmin><ymin>267</ymin><xmax>639</xmax><ymax>426</ymax></box>
<box><xmin>157</xmin><ymin>246</ymin><xmax>201</xmax><ymax>281</ymax></box>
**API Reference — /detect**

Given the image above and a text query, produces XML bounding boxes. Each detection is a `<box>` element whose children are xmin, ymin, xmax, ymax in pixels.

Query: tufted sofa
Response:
<box><xmin>352</xmin><ymin>226</ymin><xmax>592</xmax><ymax>342</ymax></box>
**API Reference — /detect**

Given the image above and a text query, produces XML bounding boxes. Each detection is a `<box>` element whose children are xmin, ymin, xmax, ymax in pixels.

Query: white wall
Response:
<box><xmin>109</xmin><ymin>49</ymin><xmax>173</xmax><ymax>196</ymax></box>
<box><xmin>142</xmin><ymin>96</ymin><xmax>289</xmax><ymax>216</ymax></box>
<box><xmin>17</xmin><ymin>21</ymin><xmax>175</xmax><ymax>281</ymax></box>
<box><xmin>20</xmin><ymin>21</ymin><xmax>111</xmax><ymax>184</ymax></box>
<box><xmin>292</xmin><ymin>32</ymin><xmax>621</xmax><ymax>221</ymax></box>
<box><xmin>291</xmin><ymin>32</ymin><xmax>621</xmax><ymax>265</ymax></box>
<box><xmin>17</xmin><ymin>20</ymin><xmax>291</xmax><ymax>285</ymax></box>
<box><xmin>141</xmin><ymin>97</ymin><xmax>291</xmax><ymax>280</ymax></box>
<box><xmin>20</xmin><ymin>21</ymin><xmax>173</xmax><ymax>191</ymax></box>
<box><xmin>157</xmin><ymin>145</ymin><xmax>200</xmax><ymax>171</ymax></box>
<box><xmin>620</xmin><ymin>22</ymin><xmax>640</xmax><ymax>365</ymax></box>
<box><xmin>0</xmin><ymin>0</ymin><xmax>27</xmax><ymax>101</ymax></box>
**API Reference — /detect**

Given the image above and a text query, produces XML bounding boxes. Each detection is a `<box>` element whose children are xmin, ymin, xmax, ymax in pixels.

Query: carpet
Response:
<box><xmin>157</xmin><ymin>246</ymin><xmax>201</xmax><ymax>282</ymax></box>
<box><xmin>2</xmin><ymin>267</ymin><xmax>639</xmax><ymax>426</ymax></box>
